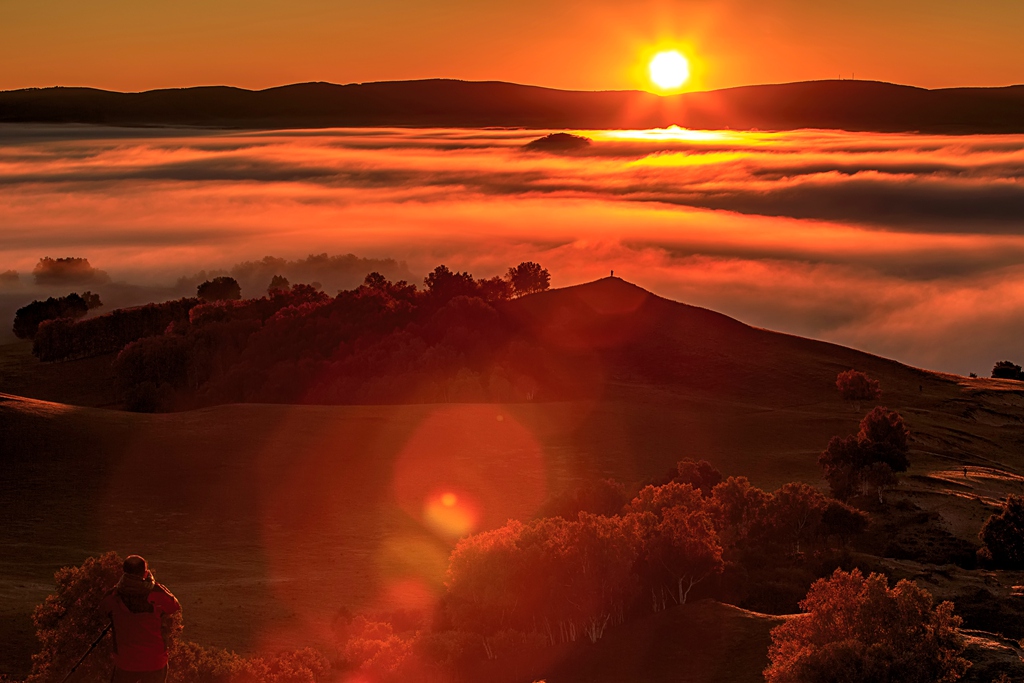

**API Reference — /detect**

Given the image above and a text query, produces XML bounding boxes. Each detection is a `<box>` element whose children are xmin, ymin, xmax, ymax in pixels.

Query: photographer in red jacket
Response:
<box><xmin>98</xmin><ymin>555</ymin><xmax>181</xmax><ymax>683</ymax></box>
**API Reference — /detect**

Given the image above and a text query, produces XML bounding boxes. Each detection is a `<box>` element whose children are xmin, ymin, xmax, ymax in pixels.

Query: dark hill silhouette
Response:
<box><xmin>504</xmin><ymin>276</ymin><xmax>930</xmax><ymax>406</ymax></box>
<box><xmin>524</xmin><ymin>132</ymin><xmax>592</xmax><ymax>152</ymax></box>
<box><xmin>1</xmin><ymin>79</ymin><xmax>1022</xmax><ymax>133</ymax></box>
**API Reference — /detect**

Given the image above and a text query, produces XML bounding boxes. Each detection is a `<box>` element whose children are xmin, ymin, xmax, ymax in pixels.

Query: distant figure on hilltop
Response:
<box><xmin>98</xmin><ymin>555</ymin><xmax>180</xmax><ymax>683</ymax></box>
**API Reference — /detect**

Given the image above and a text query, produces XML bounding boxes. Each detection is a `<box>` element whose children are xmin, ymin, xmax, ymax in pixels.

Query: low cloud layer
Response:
<box><xmin>0</xmin><ymin>125</ymin><xmax>1022</xmax><ymax>375</ymax></box>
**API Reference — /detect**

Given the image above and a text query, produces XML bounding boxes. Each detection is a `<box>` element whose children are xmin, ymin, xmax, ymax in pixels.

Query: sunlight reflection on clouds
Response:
<box><xmin>0</xmin><ymin>125</ymin><xmax>1022</xmax><ymax>374</ymax></box>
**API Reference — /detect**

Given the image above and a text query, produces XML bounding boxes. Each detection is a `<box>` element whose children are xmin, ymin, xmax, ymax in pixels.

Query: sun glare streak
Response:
<box><xmin>596</xmin><ymin>125</ymin><xmax>731</xmax><ymax>142</ymax></box>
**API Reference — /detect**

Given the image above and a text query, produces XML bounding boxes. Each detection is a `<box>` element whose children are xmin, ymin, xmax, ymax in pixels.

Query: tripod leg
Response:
<box><xmin>58</xmin><ymin>624</ymin><xmax>111</xmax><ymax>683</ymax></box>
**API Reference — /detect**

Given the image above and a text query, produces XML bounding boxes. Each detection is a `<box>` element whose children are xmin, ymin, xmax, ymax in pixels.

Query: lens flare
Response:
<box><xmin>392</xmin><ymin>405</ymin><xmax>548</xmax><ymax>538</ymax></box>
<box><xmin>424</xmin><ymin>489</ymin><xmax>480</xmax><ymax>538</ymax></box>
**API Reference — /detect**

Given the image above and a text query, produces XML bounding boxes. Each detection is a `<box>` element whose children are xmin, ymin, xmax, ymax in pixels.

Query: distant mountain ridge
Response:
<box><xmin>1</xmin><ymin>78</ymin><xmax>1022</xmax><ymax>133</ymax></box>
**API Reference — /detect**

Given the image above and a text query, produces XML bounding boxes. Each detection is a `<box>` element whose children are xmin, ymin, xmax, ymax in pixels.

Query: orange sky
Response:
<box><xmin>1</xmin><ymin>0</ymin><xmax>1021</xmax><ymax>92</ymax></box>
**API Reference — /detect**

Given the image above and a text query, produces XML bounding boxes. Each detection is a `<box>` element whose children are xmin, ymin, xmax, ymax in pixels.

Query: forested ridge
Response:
<box><xmin>26</xmin><ymin>263</ymin><xmax>558</xmax><ymax>411</ymax></box>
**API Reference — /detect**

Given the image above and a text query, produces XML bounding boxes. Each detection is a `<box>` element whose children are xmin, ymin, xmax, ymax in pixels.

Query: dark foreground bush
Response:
<box><xmin>765</xmin><ymin>568</ymin><xmax>968</xmax><ymax>683</ymax></box>
<box><xmin>27</xmin><ymin>552</ymin><xmax>328</xmax><ymax>683</ymax></box>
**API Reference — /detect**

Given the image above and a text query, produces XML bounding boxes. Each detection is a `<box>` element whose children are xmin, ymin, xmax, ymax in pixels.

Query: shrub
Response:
<box><xmin>992</xmin><ymin>361</ymin><xmax>1023</xmax><ymax>380</ymax></box>
<box><xmin>28</xmin><ymin>552</ymin><xmax>128</xmax><ymax>683</ymax></box>
<box><xmin>28</xmin><ymin>552</ymin><xmax>328</xmax><ymax>683</ymax></box>
<box><xmin>835</xmin><ymin>369</ymin><xmax>881</xmax><ymax>401</ymax></box>
<box><xmin>979</xmin><ymin>494</ymin><xmax>1024</xmax><ymax>569</ymax></box>
<box><xmin>765</xmin><ymin>568</ymin><xmax>968</xmax><ymax>683</ymax></box>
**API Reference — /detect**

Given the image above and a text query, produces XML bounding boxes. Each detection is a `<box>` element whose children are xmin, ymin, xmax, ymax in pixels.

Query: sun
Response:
<box><xmin>649</xmin><ymin>50</ymin><xmax>690</xmax><ymax>90</ymax></box>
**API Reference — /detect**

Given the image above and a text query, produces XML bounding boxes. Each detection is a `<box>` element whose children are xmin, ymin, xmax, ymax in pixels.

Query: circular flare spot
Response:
<box><xmin>424</xmin><ymin>490</ymin><xmax>479</xmax><ymax>538</ymax></box>
<box><xmin>393</xmin><ymin>405</ymin><xmax>548</xmax><ymax>538</ymax></box>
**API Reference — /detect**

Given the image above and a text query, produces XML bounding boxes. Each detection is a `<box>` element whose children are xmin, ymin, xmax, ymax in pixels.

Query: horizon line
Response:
<box><xmin>4</xmin><ymin>76</ymin><xmax>1024</xmax><ymax>98</ymax></box>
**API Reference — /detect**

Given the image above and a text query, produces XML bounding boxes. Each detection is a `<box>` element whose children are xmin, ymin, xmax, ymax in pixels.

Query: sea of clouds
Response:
<box><xmin>0</xmin><ymin>124</ymin><xmax>1022</xmax><ymax>375</ymax></box>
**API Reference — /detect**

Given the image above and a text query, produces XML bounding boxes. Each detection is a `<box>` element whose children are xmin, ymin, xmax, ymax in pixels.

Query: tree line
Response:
<box><xmin>22</xmin><ymin>263</ymin><xmax>554</xmax><ymax>410</ymax></box>
<box><xmin>13</xmin><ymin>291</ymin><xmax>102</xmax><ymax>340</ymax></box>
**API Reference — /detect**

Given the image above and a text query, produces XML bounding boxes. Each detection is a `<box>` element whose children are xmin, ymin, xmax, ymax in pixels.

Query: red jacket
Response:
<box><xmin>99</xmin><ymin>578</ymin><xmax>181</xmax><ymax>672</ymax></box>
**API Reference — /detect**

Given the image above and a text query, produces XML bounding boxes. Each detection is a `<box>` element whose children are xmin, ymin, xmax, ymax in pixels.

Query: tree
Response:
<box><xmin>477</xmin><ymin>276</ymin><xmax>513</xmax><ymax>302</ymax></box>
<box><xmin>505</xmin><ymin>262</ymin><xmax>550</xmax><ymax>298</ymax></box>
<box><xmin>673</xmin><ymin>459</ymin><xmax>723</xmax><ymax>496</ymax></box>
<box><xmin>818</xmin><ymin>435</ymin><xmax>862</xmax><ymax>501</ymax></box>
<box><xmin>979</xmin><ymin>494</ymin><xmax>1024</xmax><ymax>568</ymax></box>
<box><xmin>819</xmin><ymin>407</ymin><xmax>910</xmax><ymax>501</ymax></box>
<box><xmin>755</xmin><ymin>483</ymin><xmax>829</xmax><ymax>554</ymax></box>
<box><xmin>81</xmin><ymin>291</ymin><xmax>103</xmax><ymax>310</ymax></box>
<box><xmin>32</xmin><ymin>297</ymin><xmax>200</xmax><ymax>362</ymax></box>
<box><xmin>632</xmin><ymin>507</ymin><xmax>724</xmax><ymax>610</ymax></box>
<box><xmin>835</xmin><ymin>369</ymin><xmax>881</xmax><ymax>401</ymax></box>
<box><xmin>862</xmin><ymin>461</ymin><xmax>898</xmax><ymax>504</ymax></box>
<box><xmin>197</xmin><ymin>276</ymin><xmax>241</xmax><ymax>302</ymax></box>
<box><xmin>444</xmin><ymin>515</ymin><xmax>641</xmax><ymax>644</ymax></box>
<box><xmin>859</xmin><ymin>406</ymin><xmax>910</xmax><ymax>472</ymax></box>
<box><xmin>765</xmin><ymin>568</ymin><xmax>969</xmax><ymax>683</ymax></box>
<box><xmin>556</xmin><ymin>513</ymin><xmax>642</xmax><ymax>642</ymax></box>
<box><xmin>360</xmin><ymin>272</ymin><xmax>418</xmax><ymax>303</ymax></box>
<box><xmin>424</xmin><ymin>265</ymin><xmax>477</xmax><ymax>302</ymax></box>
<box><xmin>991</xmin><ymin>360</ymin><xmax>1023</xmax><ymax>380</ymax></box>
<box><xmin>707</xmin><ymin>476</ymin><xmax>770</xmax><ymax>544</ymax></box>
<box><xmin>267</xmin><ymin>274</ymin><xmax>291</xmax><ymax>295</ymax></box>
<box><xmin>626</xmin><ymin>482</ymin><xmax>705</xmax><ymax>517</ymax></box>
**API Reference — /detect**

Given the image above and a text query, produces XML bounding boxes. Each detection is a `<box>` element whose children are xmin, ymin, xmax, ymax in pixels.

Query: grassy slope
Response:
<box><xmin>3</xmin><ymin>278</ymin><xmax>1024</xmax><ymax>678</ymax></box>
